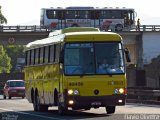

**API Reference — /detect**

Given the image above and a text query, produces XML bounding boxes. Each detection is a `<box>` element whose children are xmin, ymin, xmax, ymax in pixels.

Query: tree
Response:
<box><xmin>4</xmin><ymin>45</ymin><xmax>25</xmax><ymax>72</ymax></box>
<box><xmin>0</xmin><ymin>45</ymin><xmax>12</xmax><ymax>73</ymax></box>
<box><xmin>0</xmin><ymin>6</ymin><xmax>7</xmax><ymax>24</ymax></box>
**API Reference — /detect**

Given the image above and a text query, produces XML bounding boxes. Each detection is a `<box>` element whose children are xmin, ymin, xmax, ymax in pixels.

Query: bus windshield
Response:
<box><xmin>64</xmin><ymin>42</ymin><xmax>125</xmax><ymax>75</ymax></box>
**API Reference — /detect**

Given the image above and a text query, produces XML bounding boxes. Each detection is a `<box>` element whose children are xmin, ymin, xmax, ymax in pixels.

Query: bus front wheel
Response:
<box><xmin>115</xmin><ymin>24</ymin><xmax>123</xmax><ymax>32</ymax></box>
<box><xmin>58</xmin><ymin>102</ymin><xmax>68</xmax><ymax>115</ymax></box>
<box><xmin>105</xmin><ymin>106</ymin><xmax>116</xmax><ymax>114</ymax></box>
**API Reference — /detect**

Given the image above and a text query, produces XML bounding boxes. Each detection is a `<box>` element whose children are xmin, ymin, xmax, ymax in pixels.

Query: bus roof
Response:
<box><xmin>42</xmin><ymin>6</ymin><xmax>134</xmax><ymax>11</ymax></box>
<box><xmin>25</xmin><ymin>28</ymin><xmax>122</xmax><ymax>51</ymax></box>
<box><xmin>48</xmin><ymin>27</ymin><xmax>100</xmax><ymax>37</ymax></box>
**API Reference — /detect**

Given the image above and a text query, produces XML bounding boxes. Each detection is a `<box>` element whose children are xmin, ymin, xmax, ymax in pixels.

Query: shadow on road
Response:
<box><xmin>0</xmin><ymin>96</ymin><xmax>25</xmax><ymax>100</ymax></box>
<box><xmin>0</xmin><ymin>109</ymin><xmax>111</xmax><ymax>120</ymax></box>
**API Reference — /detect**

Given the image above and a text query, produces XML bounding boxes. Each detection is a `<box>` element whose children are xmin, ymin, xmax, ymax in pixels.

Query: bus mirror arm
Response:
<box><xmin>124</xmin><ymin>48</ymin><xmax>131</xmax><ymax>62</ymax></box>
<box><xmin>59</xmin><ymin>50</ymin><xmax>64</xmax><ymax>63</ymax></box>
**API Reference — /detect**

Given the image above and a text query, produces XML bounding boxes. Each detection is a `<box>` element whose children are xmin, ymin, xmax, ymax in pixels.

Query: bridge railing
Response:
<box><xmin>127</xmin><ymin>87</ymin><xmax>160</xmax><ymax>104</ymax></box>
<box><xmin>130</xmin><ymin>25</ymin><xmax>160</xmax><ymax>32</ymax></box>
<box><xmin>0</xmin><ymin>25</ymin><xmax>48</xmax><ymax>32</ymax></box>
<box><xmin>0</xmin><ymin>25</ymin><xmax>160</xmax><ymax>32</ymax></box>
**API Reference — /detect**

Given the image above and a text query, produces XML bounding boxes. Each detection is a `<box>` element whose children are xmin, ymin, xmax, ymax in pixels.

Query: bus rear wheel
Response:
<box><xmin>105</xmin><ymin>106</ymin><xmax>116</xmax><ymax>114</ymax></box>
<box><xmin>33</xmin><ymin>93</ymin><xmax>48</xmax><ymax>112</ymax></box>
<box><xmin>115</xmin><ymin>24</ymin><xmax>123</xmax><ymax>32</ymax></box>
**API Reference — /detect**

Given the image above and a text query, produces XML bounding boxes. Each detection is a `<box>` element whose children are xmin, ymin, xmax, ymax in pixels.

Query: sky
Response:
<box><xmin>0</xmin><ymin>0</ymin><xmax>160</xmax><ymax>25</ymax></box>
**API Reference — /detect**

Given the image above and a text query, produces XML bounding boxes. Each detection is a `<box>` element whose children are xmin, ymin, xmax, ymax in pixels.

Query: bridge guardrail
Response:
<box><xmin>127</xmin><ymin>88</ymin><xmax>160</xmax><ymax>103</ymax></box>
<box><xmin>0</xmin><ymin>25</ymin><xmax>160</xmax><ymax>32</ymax></box>
<box><xmin>130</xmin><ymin>25</ymin><xmax>160</xmax><ymax>32</ymax></box>
<box><xmin>0</xmin><ymin>25</ymin><xmax>48</xmax><ymax>32</ymax></box>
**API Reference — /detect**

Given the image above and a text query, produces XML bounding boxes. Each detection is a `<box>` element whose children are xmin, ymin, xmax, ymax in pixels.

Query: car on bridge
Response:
<box><xmin>3</xmin><ymin>80</ymin><xmax>25</xmax><ymax>99</ymax></box>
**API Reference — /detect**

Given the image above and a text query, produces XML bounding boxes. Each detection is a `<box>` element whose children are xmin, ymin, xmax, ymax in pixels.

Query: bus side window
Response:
<box><xmin>49</xmin><ymin>45</ymin><xmax>55</xmax><ymax>63</ymax></box>
<box><xmin>44</xmin><ymin>46</ymin><xmax>49</xmax><ymax>64</ymax></box>
<box><xmin>35</xmin><ymin>48</ymin><xmax>39</xmax><ymax>65</ymax></box>
<box><xmin>40</xmin><ymin>47</ymin><xmax>44</xmax><ymax>64</ymax></box>
<box><xmin>48</xmin><ymin>46</ymin><xmax>51</xmax><ymax>63</ymax></box>
<box><xmin>91</xmin><ymin>11</ymin><xmax>95</xmax><ymax>19</ymax></box>
<box><xmin>55</xmin><ymin>44</ymin><xmax>60</xmax><ymax>62</ymax></box>
<box><xmin>58</xmin><ymin>11</ymin><xmax>65</xmax><ymax>20</ymax></box>
<box><xmin>31</xmin><ymin>49</ymin><xmax>35</xmax><ymax>65</ymax></box>
<box><xmin>43</xmin><ymin>47</ymin><xmax>46</xmax><ymax>63</ymax></box>
<box><xmin>94</xmin><ymin>11</ymin><xmax>100</xmax><ymax>19</ymax></box>
<box><xmin>25</xmin><ymin>51</ymin><xmax>28</xmax><ymax>66</ymax></box>
<box><xmin>54</xmin><ymin>44</ymin><xmax>57</xmax><ymax>62</ymax></box>
<box><xmin>27</xmin><ymin>50</ymin><xmax>31</xmax><ymax>66</ymax></box>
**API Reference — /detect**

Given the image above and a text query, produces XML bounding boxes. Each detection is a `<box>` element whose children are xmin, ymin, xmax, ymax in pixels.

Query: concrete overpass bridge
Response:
<box><xmin>0</xmin><ymin>25</ymin><xmax>160</xmax><ymax>65</ymax></box>
<box><xmin>0</xmin><ymin>26</ymin><xmax>49</xmax><ymax>45</ymax></box>
<box><xmin>0</xmin><ymin>25</ymin><xmax>159</xmax><ymax>64</ymax></box>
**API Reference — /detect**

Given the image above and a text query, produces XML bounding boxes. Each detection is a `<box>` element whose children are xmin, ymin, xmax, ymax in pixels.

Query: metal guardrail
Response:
<box><xmin>0</xmin><ymin>25</ymin><xmax>48</xmax><ymax>32</ymax></box>
<box><xmin>127</xmin><ymin>88</ymin><xmax>160</xmax><ymax>105</ymax></box>
<box><xmin>0</xmin><ymin>25</ymin><xmax>160</xmax><ymax>32</ymax></box>
<box><xmin>127</xmin><ymin>88</ymin><xmax>160</xmax><ymax>101</ymax></box>
<box><xmin>131</xmin><ymin>25</ymin><xmax>160</xmax><ymax>32</ymax></box>
<box><xmin>128</xmin><ymin>89</ymin><xmax>160</xmax><ymax>96</ymax></box>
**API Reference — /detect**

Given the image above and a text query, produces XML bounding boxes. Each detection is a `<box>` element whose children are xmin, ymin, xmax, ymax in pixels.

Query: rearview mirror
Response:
<box><xmin>124</xmin><ymin>48</ymin><xmax>131</xmax><ymax>62</ymax></box>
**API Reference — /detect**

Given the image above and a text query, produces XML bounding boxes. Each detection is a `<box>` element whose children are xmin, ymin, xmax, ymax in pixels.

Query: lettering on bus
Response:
<box><xmin>69</xmin><ymin>82</ymin><xmax>83</xmax><ymax>86</ymax></box>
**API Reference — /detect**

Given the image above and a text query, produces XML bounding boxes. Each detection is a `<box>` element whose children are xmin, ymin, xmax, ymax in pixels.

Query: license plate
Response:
<box><xmin>91</xmin><ymin>102</ymin><xmax>102</xmax><ymax>106</ymax></box>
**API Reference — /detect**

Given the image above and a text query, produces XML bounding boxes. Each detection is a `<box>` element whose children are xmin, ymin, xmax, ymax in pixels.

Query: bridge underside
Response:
<box><xmin>0</xmin><ymin>32</ymin><xmax>49</xmax><ymax>45</ymax></box>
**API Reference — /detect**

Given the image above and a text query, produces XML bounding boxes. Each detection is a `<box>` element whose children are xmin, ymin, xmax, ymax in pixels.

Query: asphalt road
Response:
<box><xmin>0</xmin><ymin>95</ymin><xmax>160</xmax><ymax>120</ymax></box>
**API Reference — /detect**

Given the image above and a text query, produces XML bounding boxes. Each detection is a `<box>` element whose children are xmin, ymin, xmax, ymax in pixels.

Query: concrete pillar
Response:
<box><xmin>136</xmin><ymin>32</ymin><xmax>143</xmax><ymax>69</ymax></box>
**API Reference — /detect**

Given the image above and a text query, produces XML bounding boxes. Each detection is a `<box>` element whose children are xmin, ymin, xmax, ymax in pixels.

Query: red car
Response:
<box><xmin>3</xmin><ymin>80</ymin><xmax>25</xmax><ymax>99</ymax></box>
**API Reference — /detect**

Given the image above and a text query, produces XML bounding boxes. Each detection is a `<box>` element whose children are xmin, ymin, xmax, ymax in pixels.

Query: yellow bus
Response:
<box><xmin>24</xmin><ymin>27</ymin><xmax>130</xmax><ymax>115</ymax></box>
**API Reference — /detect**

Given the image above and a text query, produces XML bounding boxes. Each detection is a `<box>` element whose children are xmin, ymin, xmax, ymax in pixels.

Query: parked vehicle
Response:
<box><xmin>3</xmin><ymin>80</ymin><xmax>25</xmax><ymax>99</ymax></box>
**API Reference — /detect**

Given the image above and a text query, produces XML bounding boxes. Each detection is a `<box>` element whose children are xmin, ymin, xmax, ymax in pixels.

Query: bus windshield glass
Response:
<box><xmin>64</xmin><ymin>42</ymin><xmax>125</xmax><ymax>75</ymax></box>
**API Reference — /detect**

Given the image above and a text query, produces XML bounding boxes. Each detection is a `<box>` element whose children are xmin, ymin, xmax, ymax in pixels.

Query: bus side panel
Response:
<box><xmin>42</xmin><ymin>63</ymin><xmax>60</xmax><ymax>105</ymax></box>
<box><xmin>24</xmin><ymin>63</ymin><xmax>60</xmax><ymax>106</ymax></box>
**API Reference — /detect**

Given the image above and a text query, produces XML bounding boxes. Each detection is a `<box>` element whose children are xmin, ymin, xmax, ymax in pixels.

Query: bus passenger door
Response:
<box><xmin>58</xmin><ymin>20</ymin><xmax>65</xmax><ymax>29</ymax></box>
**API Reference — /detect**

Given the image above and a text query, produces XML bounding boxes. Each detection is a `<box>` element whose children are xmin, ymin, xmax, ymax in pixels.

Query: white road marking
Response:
<box><xmin>0</xmin><ymin>108</ymin><xmax>65</xmax><ymax>120</ymax></box>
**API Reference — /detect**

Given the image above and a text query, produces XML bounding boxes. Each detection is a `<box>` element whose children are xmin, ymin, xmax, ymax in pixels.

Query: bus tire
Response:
<box><xmin>3</xmin><ymin>95</ymin><xmax>6</xmax><ymax>99</ymax></box>
<box><xmin>115</xmin><ymin>24</ymin><xmax>123</xmax><ymax>32</ymax></box>
<box><xmin>33</xmin><ymin>92</ymin><xmax>38</xmax><ymax>111</ymax></box>
<box><xmin>31</xmin><ymin>88</ymin><xmax>34</xmax><ymax>103</ymax></box>
<box><xmin>105</xmin><ymin>106</ymin><xmax>116</xmax><ymax>114</ymax></box>
<box><xmin>36</xmin><ymin>93</ymin><xmax>48</xmax><ymax>112</ymax></box>
<box><xmin>71</xmin><ymin>24</ymin><xmax>79</xmax><ymax>27</ymax></box>
<box><xmin>9</xmin><ymin>96</ymin><xmax>11</xmax><ymax>99</ymax></box>
<box><xmin>58</xmin><ymin>98</ymin><xmax>68</xmax><ymax>115</ymax></box>
<box><xmin>58</xmin><ymin>104</ymin><xmax>68</xmax><ymax>115</ymax></box>
<box><xmin>54</xmin><ymin>89</ymin><xmax>58</xmax><ymax>106</ymax></box>
<box><xmin>84</xmin><ymin>107</ymin><xmax>91</xmax><ymax>110</ymax></box>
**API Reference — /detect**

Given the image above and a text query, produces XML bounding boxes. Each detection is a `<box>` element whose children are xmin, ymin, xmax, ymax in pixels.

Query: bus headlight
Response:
<box><xmin>68</xmin><ymin>90</ymin><xmax>73</xmax><ymax>95</ymax></box>
<box><xmin>68</xmin><ymin>89</ymin><xmax>79</xmax><ymax>95</ymax></box>
<box><xmin>119</xmin><ymin>88</ymin><xmax>124</xmax><ymax>93</ymax></box>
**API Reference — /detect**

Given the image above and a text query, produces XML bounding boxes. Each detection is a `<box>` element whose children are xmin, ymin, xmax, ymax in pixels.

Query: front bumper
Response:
<box><xmin>66</xmin><ymin>94</ymin><xmax>126</xmax><ymax>109</ymax></box>
<box><xmin>9</xmin><ymin>92</ymin><xmax>25</xmax><ymax>97</ymax></box>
